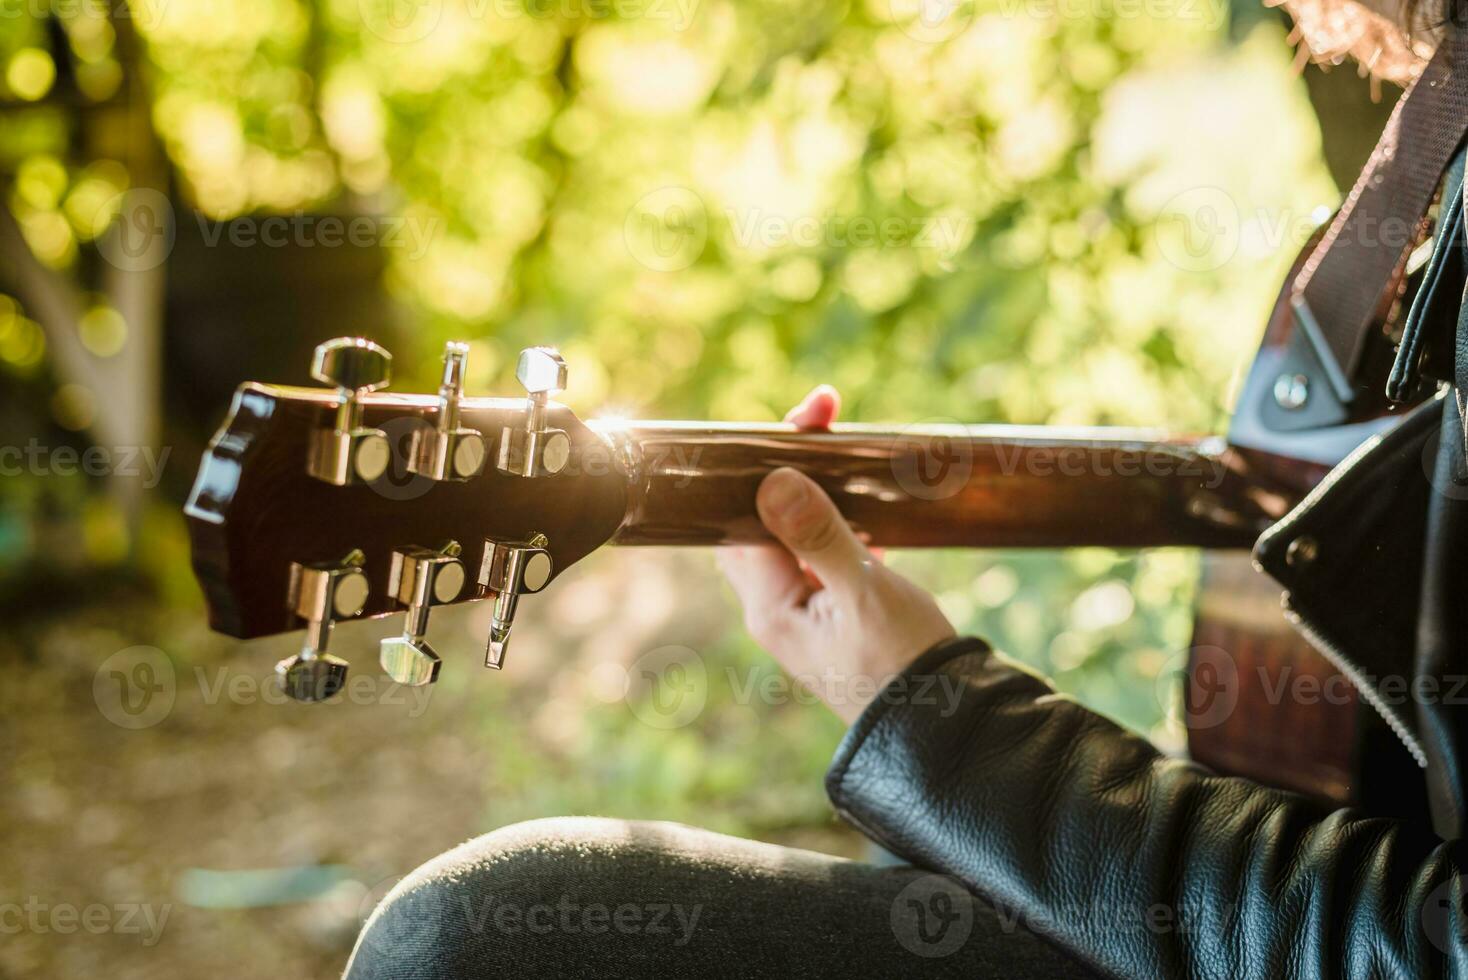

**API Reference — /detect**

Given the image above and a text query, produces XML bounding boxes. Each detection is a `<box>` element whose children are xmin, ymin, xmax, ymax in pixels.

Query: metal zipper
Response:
<box><xmin>1282</xmin><ymin>596</ymin><xmax>1428</xmax><ymax>769</ymax></box>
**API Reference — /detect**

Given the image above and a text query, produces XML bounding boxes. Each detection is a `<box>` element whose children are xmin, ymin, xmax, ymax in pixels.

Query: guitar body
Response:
<box><xmin>1182</xmin><ymin>228</ymin><xmax>1424</xmax><ymax>809</ymax></box>
<box><xmin>1187</xmin><ymin>553</ymin><xmax>1361</xmax><ymax>806</ymax></box>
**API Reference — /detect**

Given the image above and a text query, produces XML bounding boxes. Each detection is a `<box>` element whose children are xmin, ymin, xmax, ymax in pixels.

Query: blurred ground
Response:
<box><xmin>1</xmin><ymin>549</ymin><xmax>872</xmax><ymax>979</ymax></box>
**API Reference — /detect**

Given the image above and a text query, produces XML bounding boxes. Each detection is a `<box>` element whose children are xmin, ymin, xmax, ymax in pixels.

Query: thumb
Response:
<box><xmin>756</xmin><ymin>468</ymin><xmax>868</xmax><ymax>595</ymax></box>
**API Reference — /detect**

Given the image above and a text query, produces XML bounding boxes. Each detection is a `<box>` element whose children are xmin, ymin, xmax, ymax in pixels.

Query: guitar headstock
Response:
<box><xmin>185</xmin><ymin>338</ymin><xmax>630</xmax><ymax>701</ymax></box>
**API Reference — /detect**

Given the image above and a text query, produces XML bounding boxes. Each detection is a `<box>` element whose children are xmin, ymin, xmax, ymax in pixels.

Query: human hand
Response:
<box><xmin>716</xmin><ymin>387</ymin><xmax>956</xmax><ymax>724</ymax></box>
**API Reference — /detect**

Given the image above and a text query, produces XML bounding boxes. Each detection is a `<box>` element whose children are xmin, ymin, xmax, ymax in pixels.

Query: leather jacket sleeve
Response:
<box><xmin>826</xmin><ymin>637</ymin><xmax>1468</xmax><ymax>979</ymax></box>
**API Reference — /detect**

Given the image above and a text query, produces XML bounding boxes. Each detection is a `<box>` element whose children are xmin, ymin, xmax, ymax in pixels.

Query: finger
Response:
<box><xmin>784</xmin><ymin>384</ymin><xmax>841</xmax><ymax>430</ymax></box>
<box><xmin>755</xmin><ymin>468</ymin><xmax>870</xmax><ymax>598</ymax></box>
<box><xmin>716</xmin><ymin>545</ymin><xmax>810</xmax><ymax>613</ymax></box>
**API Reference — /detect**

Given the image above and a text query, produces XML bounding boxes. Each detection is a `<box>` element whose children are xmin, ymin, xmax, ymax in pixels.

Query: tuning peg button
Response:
<box><xmin>496</xmin><ymin>347</ymin><xmax>571</xmax><ymax>478</ymax></box>
<box><xmin>380</xmin><ymin>542</ymin><xmax>464</xmax><ymax>686</ymax></box>
<box><xmin>408</xmin><ymin>342</ymin><xmax>488</xmax><ymax>482</ymax></box>
<box><xmin>307</xmin><ymin>337</ymin><xmax>393</xmax><ymax>485</ymax></box>
<box><xmin>313</xmin><ymin>338</ymin><xmax>391</xmax><ymax>391</ymax></box>
<box><xmin>478</xmin><ymin>535</ymin><xmax>552</xmax><ymax>670</ymax></box>
<box><xmin>516</xmin><ymin>347</ymin><xmax>567</xmax><ymax>395</ymax></box>
<box><xmin>278</xmin><ymin>551</ymin><xmax>369</xmax><ymax>703</ymax></box>
<box><xmin>276</xmin><ymin>652</ymin><xmax>350</xmax><ymax>703</ymax></box>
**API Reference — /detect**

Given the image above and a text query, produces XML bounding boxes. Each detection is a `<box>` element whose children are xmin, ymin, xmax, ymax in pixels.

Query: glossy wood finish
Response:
<box><xmin>1188</xmin><ymin>553</ymin><xmax>1360</xmax><ymax>806</ymax></box>
<box><xmin>601</xmin><ymin>422</ymin><xmax>1284</xmax><ymax>549</ymax></box>
<box><xmin>186</xmin><ymin>385</ymin><xmax>1293</xmax><ymax>640</ymax></box>
<box><xmin>185</xmin><ymin>383</ymin><xmax>628</xmax><ymax>638</ymax></box>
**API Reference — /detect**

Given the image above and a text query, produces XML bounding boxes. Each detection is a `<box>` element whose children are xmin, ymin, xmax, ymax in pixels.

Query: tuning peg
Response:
<box><xmin>277</xmin><ymin>550</ymin><xmax>369</xmax><ymax>702</ymax></box>
<box><xmin>478</xmin><ymin>534</ymin><xmax>552</xmax><ymax>669</ymax></box>
<box><xmin>379</xmin><ymin>542</ymin><xmax>465</xmax><ymax>686</ymax></box>
<box><xmin>407</xmin><ymin>342</ymin><xmax>488</xmax><ymax>482</ymax></box>
<box><xmin>495</xmin><ymin>347</ymin><xmax>571</xmax><ymax>478</ymax></box>
<box><xmin>307</xmin><ymin>337</ymin><xmax>393</xmax><ymax>485</ymax></box>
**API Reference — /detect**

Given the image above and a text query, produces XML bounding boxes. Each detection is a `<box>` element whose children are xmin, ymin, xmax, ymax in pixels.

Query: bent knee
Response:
<box><xmin>344</xmin><ymin>817</ymin><xmax>679</xmax><ymax>979</ymax></box>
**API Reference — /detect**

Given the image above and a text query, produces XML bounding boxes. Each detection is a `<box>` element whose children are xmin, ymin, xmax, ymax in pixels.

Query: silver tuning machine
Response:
<box><xmin>496</xmin><ymin>347</ymin><xmax>571</xmax><ymax>478</ymax></box>
<box><xmin>380</xmin><ymin>542</ymin><xmax>466</xmax><ymax>686</ymax></box>
<box><xmin>277</xmin><ymin>550</ymin><xmax>370</xmax><ymax>702</ymax></box>
<box><xmin>307</xmin><ymin>337</ymin><xmax>392</xmax><ymax>485</ymax></box>
<box><xmin>478</xmin><ymin>535</ymin><xmax>553</xmax><ymax>670</ymax></box>
<box><xmin>407</xmin><ymin>342</ymin><xmax>487</xmax><ymax>482</ymax></box>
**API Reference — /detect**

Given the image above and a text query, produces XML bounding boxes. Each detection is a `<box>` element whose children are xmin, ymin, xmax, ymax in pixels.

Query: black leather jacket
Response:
<box><xmin>822</xmin><ymin>170</ymin><xmax>1468</xmax><ymax>979</ymax></box>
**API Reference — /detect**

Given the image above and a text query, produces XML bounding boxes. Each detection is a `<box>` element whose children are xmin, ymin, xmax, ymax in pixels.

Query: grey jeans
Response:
<box><xmin>344</xmin><ymin>817</ymin><xmax>1102</xmax><ymax>978</ymax></box>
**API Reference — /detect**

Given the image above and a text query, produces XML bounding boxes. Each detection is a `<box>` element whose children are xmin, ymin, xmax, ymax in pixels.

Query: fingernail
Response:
<box><xmin>760</xmin><ymin>468</ymin><xmax>809</xmax><ymax>521</ymax></box>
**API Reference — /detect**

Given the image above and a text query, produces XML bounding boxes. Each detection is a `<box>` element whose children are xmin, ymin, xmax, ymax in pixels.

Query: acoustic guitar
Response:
<box><xmin>184</xmin><ymin>235</ymin><xmax>1427</xmax><ymax>812</ymax></box>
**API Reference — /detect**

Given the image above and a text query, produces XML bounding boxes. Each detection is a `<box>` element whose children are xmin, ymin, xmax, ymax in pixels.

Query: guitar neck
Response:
<box><xmin>597</xmin><ymin>421</ymin><xmax>1279</xmax><ymax>550</ymax></box>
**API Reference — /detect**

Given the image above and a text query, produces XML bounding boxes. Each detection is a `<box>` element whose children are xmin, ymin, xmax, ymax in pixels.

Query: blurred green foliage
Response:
<box><xmin>1</xmin><ymin>0</ymin><xmax>1339</xmax><ymax>830</ymax></box>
